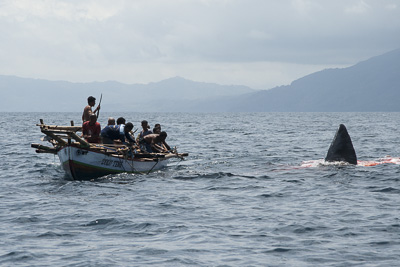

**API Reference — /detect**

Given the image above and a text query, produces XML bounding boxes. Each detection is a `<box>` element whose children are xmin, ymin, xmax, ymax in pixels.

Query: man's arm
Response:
<box><xmin>162</xmin><ymin>140</ymin><xmax>171</xmax><ymax>151</ymax></box>
<box><xmin>151</xmin><ymin>143</ymin><xmax>164</xmax><ymax>153</ymax></box>
<box><xmin>82</xmin><ymin>106</ymin><xmax>91</xmax><ymax>122</ymax></box>
<box><xmin>93</xmin><ymin>104</ymin><xmax>100</xmax><ymax>114</ymax></box>
<box><xmin>124</xmin><ymin>131</ymin><xmax>136</xmax><ymax>144</ymax></box>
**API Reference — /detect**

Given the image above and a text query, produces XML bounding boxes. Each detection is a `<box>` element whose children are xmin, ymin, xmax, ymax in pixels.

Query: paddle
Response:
<box><xmin>96</xmin><ymin>93</ymin><xmax>102</xmax><ymax>118</ymax></box>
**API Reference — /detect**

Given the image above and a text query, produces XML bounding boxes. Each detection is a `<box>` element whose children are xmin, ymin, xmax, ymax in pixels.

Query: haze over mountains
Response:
<box><xmin>0</xmin><ymin>76</ymin><xmax>254</xmax><ymax>112</ymax></box>
<box><xmin>1</xmin><ymin>48</ymin><xmax>399</xmax><ymax>112</ymax></box>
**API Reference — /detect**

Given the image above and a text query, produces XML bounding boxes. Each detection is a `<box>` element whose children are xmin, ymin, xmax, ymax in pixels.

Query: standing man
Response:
<box><xmin>82</xmin><ymin>96</ymin><xmax>100</xmax><ymax>123</ymax></box>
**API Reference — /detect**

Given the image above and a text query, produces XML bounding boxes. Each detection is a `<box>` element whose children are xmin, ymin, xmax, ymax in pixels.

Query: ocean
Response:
<box><xmin>1</xmin><ymin>112</ymin><xmax>400</xmax><ymax>266</ymax></box>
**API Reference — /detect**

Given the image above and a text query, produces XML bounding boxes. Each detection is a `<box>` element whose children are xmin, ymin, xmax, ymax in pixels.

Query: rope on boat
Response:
<box><xmin>146</xmin><ymin>159</ymin><xmax>159</xmax><ymax>175</ymax></box>
<box><xmin>125</xmin><ymin>152</ymin><xmax>137</xmax><ymax>173</ymax></box>
<box><xmin>117</xmin><ymin>156</ymin><xmax>128</xmax><ymax>173</ymax></box>
<box><xmin>174</xmin><ymin>156</ymin><xmax>185</xmax><ymax>168</ymax></box>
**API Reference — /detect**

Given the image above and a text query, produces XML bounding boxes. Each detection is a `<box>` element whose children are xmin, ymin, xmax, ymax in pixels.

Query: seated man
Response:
<box><xmin>152</xmin><ymin>124</ymin><xmax>171</xmax><ymax>151</ymax></box>
<box><xmin>136</xmin><ymin>120</ymin><xmax>153</xmax><ymax>143</ymax></box>
<box><xmin>137</xmin><ymin>120</ymin><xmax>153</xmax><ymax>151</ymax></box>
<box><xmin>153</xmin><ymin>126</ymin><xmax>161</xmax><ymax>134</ymax></box>
<box><xmin>116</xmin><ymin>117</ymin><xmax>126</xmax><ymax>125</ymax></box>
<box><xmin>142</xmin><ymin>131</ymin><xmax>169</xmax><ymax>153</ymax></box>
<box><xmin>107</xmin><ymin>117</ymin><xmax>116</xmax><ymax>126</ymax></box>
<box><xmin>82</xmin><ymin>114</ymin><xmax>101</xmax><ymax>143</ymax></box>
<box><xmin>101</xmin><ymin>122</ymin><xmax>136</xmax><ymax>145</ymax></box>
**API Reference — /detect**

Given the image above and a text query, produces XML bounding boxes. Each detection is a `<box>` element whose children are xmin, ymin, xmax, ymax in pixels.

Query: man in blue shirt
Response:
<box><xmin>101</xmin><ymin>122</ymin><xmax>135</xmax><ymax>145</ymax></box>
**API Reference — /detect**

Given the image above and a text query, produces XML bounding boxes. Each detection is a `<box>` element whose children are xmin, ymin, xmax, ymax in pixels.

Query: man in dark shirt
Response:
<box><xmin>137</xmin><ymin>120</ymin><xmax>152</xmax><ymax>141</ymax></box>
<box><xmin>101</xmin><ymin>122</ymin><xmax>135</xmax><ymax>145</ymax></box>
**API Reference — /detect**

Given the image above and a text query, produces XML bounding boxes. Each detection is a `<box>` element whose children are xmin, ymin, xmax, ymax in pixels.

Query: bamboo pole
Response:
<box><xmin>39</xmin><ymin>125</ymin><xmax>82</xmax><ymax>132</ymax></box>
<box><xmin>163</xmin><ymin>153</ymin><xmax>188</xmax><ymax>159</ymax></box>
<box><xmin>31</xmin><ymin>143</ymin><xmax>56</xmax><ymax>152</ymax></box>
<box><xmin>68</xmin><ymin>132</ymin><xmax>90</xmax><ymax>147</ymax></box>
<box><xmin>32</xmin><ymin>142</ymin><xmax>57</xmax><ymax>154</ymax></box>
<box><xmin>41</xmin><ymin>130</ymin><xmax>67</xmax><ymax>145</ymax></box>
<box><xmin>35</xmin><ymin>149</ymin><xmax>57</xmax><ymax>154</ymax></box>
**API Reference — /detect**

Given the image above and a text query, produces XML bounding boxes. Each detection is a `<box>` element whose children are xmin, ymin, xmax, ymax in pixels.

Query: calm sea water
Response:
<box><xmin>1</xmin><ymin>112</ymin><xmax>400</xmax><ymax>266</ymax></box>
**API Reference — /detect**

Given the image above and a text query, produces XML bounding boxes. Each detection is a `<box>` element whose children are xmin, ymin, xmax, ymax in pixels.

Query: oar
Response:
<box><xmin>96</xmin><ymin>93</ymin><xmax>102</xmax><ymax>118</ymax></box>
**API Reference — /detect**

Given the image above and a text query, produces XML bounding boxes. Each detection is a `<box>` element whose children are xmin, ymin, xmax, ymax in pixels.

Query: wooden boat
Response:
<box><xmin>32</xmin><ymin>119</ymin><xmax>188</xmax><ymax>180</ymax></box>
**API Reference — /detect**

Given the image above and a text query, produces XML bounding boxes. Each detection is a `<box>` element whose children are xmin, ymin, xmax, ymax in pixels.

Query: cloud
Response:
<box><xmin>385</xmin><ymin>3</ymin><xmax>397</xmax><ymax>10</ymax></box>
<box><xmin>0</xmin><ymin>0</ymin><xmax>399</xmax><ymax>89</ymax></box>
<box><xmin>0</xmin><ymin>0</ymin><xmax>122</xmax><ymax>21</ymax></box>
<box><xmin>344</xmin><ymin>0</ymin><xmax>371</xmax><ymax>14</ymax></box>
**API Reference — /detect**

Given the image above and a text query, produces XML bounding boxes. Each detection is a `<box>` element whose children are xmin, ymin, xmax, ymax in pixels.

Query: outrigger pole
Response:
<box><xmin>97</xmin><ymin>93</ymin><xmax>103</xmax><ymax>118</ymax></box>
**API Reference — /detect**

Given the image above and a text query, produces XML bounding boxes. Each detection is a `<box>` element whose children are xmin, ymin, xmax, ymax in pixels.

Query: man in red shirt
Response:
<box><xmin>82</xmin><ymin>114</ymin><xmax>101</xmax><ymax>143</ymax></box>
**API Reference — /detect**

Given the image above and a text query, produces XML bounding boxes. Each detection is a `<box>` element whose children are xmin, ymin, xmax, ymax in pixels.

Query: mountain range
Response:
<box><xmin>180</xmin><ymin>48</ymin><xmax>400</xmax><ymax>112</ymax></box>
<box><xmin>230</xmin><ymin>48</ymin><xmax>400</xmax><ymax>112</ymax></box>
<box><xmin>0</xmin><ymin>75</ymin><xmax>254</xmax><ymax>112</ymax></box>
<box><xmin>1</xmin><ymin>48</ymin><xmax>399</xmax><ymax>112</ymax></box>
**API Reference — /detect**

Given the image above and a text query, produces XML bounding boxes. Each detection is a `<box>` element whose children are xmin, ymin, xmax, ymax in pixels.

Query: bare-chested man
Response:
<box><xmin>82</xmin><ymin>96</ymin><xmax>100</xmax><ymax>123</ymax></box>
<box><xmin>143</xmin><ymin>132</ymin><xmax>169</xmax><ymax>153</ymax></box>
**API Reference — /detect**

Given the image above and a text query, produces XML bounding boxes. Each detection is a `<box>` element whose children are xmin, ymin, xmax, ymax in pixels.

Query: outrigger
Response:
<box><xmin>31</xmin><ymin>119</ymin><xmax>188</xmax><ymax>180</ymax></box>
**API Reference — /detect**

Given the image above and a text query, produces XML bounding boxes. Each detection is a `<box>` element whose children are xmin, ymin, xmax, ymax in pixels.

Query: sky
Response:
<box><xmin>0</xmin><ymin>0</ymin><xmax>399</xmax><ymax>89</ymax></box>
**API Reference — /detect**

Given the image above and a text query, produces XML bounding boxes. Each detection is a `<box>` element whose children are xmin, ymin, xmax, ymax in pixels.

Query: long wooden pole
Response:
<box><xmin>68</xmin><ymin>132</ymin><xmax>90</xmax><ymax>147</ymax></box>
<box><xmin>41</xmin><ymin>130</ymin><xmax>67</xmax><ymax>145</ymax></box>
<box><xmin>97</xmin><ymin>93</ymin><xmax>102</xmax><ymax>118</ymax></box>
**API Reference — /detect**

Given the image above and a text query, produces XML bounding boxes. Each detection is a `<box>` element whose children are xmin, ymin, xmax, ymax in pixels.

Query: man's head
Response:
<box><xmin>87</xmin><ymin>96</ymin><xmax>96</xmax><ymax>106</ymax></box>
<box><xmin>141</xmin><ymin>120</ymin><xmax>149</xmax><ymax>129</ymax></box>
<box><xmin>89</xmin><ymin>114</ymin><xmax>97</xmax><ymax>124</ymax></box>
<box><xmin>117</xmin><ymin>117</ymin><xmax>126</xmax><ymax>125</ymax></box>
<box><xmin>153</xmin><ymin>127</ymin><xmax>161</xmax><ymax>134</ymax></box>
<box><xmin>108</xmin><ymin>117</ymin><xmax>115</xmax><ymax>125</ymax></box>
<box><xmin>125</xmin><ymin>122</ymin><xmax>134</xmax><ymax>132</ymax></box>
<box><xmin>159</xmin><ymin>131</ymin><xmax>167</xmax><ymax>140</ymax></box>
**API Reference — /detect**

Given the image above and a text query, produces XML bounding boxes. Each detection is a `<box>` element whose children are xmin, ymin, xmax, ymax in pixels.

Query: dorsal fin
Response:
<box><xmin>325</xmin><ymin>124</ymin><xmax>357</xmax><ymax>165</ymax></box>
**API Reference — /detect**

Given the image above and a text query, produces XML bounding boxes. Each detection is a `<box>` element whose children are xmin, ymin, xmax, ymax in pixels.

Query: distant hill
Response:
<box><xmin>217</xmin><ymin>48</ymin><xmax>400</xmax><ymax>112</ymax></box>
<box><xmin>1</xmin><ymin>48</ymin><xmax>399</xmax><ymax>112</ymax></box>
<box><xmin>0</xmin><ymin>76</ymin><xmax>255</xmax><ymax>112</ymax></box>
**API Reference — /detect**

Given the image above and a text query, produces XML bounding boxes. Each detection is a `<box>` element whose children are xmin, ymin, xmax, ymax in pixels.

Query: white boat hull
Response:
<box><xmin>57</xmin><ymin>145</ymin><xmax>169</xmax><ymax>180</ymax></box>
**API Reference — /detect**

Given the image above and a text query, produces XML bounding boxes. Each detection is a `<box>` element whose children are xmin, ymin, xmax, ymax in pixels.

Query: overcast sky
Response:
<box><xmin>0</xmin><ymin>0</ymin><xmax>399</xmax><ymax>89</ymax></box>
